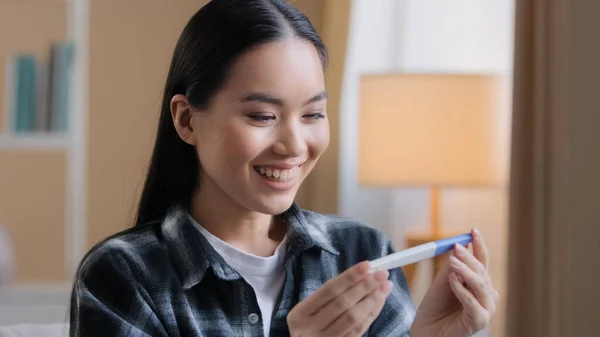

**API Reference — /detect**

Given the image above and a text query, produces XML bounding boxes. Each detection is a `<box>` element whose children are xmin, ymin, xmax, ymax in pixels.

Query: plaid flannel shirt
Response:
<box><xmin>70</xmin><ymin>203</ymin><xmax>416</xmax><ymax>336</ymax></box>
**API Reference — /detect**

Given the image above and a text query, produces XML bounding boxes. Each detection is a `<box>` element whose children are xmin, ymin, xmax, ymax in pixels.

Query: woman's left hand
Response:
<box><xmin>410</xmin><ymin>228</ymin><xmax>499</xmax><ymax>337</ymax></box>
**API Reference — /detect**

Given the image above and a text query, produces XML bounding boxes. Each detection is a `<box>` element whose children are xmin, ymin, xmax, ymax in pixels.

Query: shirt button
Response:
<box><xmin>248</xmin><ymin>313</ymin><xmax>259</xmax><ymax>324</ymax></box>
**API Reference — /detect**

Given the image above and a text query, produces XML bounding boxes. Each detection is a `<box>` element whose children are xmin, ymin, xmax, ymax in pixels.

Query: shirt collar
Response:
<box><xmin>160</xmin><ymin>203</ymin><xmax>339</xmax><ymax>290</ymax></box>
<box><xmin>284</xmin><ymin>203</ymin><xmax>340</xmax><ymax>256</ymax></box>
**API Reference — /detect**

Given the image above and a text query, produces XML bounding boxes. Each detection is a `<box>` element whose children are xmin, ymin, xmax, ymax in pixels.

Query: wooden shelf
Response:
<box><xmin>0</xmin><ymin>133</ymin><xmax>69</xmax><ymax>151</ymax></box>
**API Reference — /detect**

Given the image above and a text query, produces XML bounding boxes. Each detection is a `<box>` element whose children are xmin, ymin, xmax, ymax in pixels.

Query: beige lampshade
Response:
<box><xmin>358</xmin><ymin>73</ymin><xmax>501</xmax><ymax>187</ymax></box>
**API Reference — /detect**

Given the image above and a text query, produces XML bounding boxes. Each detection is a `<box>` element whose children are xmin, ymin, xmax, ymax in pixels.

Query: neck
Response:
<box><xmin>190</xmin><ymin>179</ymin><xmax>286</xmax><ymax>257</ymax></box>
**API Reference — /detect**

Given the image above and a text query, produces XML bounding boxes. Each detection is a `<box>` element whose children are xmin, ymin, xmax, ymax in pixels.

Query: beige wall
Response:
<box><xmin>0</xmin><ymin>151</ymin><xmax>66</xmax><ymax>283</ymax></box>
<box><xmin>0</xmin><ymin>1</ymin><xmax>68</xmax><ymax>282</ymax></box>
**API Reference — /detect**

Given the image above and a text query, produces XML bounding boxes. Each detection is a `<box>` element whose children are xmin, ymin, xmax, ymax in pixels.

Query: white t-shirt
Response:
<box><xmin>190</xmin><ymin>216</ymin><xmax>287</xmax><ymax>337</ymax></box>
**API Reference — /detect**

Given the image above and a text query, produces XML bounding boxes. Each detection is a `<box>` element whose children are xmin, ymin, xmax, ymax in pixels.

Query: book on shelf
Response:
<box><xmin>3</xmin><ymin>41</ymin><xmax>74</xmax><ymax>135</ymax></box>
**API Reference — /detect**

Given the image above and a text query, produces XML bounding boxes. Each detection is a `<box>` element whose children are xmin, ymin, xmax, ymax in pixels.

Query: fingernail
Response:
<box><xmin>454</xmin><ymin>243</ymin><xmax>464</xmax><ymax>255</ymax></box>
<box><xmin>473</xmin><ymin>228</ymin><xmax>481</xmax><ymax>237</ymax></box>
<box><xmin>450</xmin><ymin>255</ymin><xmax>460</xmax><ymax>267</ymax></box>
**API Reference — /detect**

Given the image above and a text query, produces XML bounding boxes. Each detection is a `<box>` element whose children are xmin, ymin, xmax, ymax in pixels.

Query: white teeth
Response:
<box><xmin>256</xmin><ymin>166</ymin><xmax>298</xmax><ymax>181</ymax></box>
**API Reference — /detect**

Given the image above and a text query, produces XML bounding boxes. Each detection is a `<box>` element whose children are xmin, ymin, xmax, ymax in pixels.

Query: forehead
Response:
<box><xmin>220</xmin><ymin>39</ymin><xmax>325</xmax><ymax>101</ymax></box>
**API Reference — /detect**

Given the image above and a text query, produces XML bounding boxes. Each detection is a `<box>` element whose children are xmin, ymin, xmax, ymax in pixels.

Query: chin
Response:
<box><xmin>248</xmin><ymin>195</ymin><xmax>296</xmax><ymax>215</ymax></box>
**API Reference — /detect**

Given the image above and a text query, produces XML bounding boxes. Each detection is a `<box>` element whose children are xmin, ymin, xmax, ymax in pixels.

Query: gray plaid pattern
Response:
<box><xmin>70</xmin><ymin>204</ymin><xmax>415</xmax><ymax>336</ymax></box>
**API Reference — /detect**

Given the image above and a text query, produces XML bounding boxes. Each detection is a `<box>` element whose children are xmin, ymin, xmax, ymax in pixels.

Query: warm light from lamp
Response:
<box><xmin>358</xmin><ymin>73</ymin><xmax>501</xmax><ymax>188</ymax></box>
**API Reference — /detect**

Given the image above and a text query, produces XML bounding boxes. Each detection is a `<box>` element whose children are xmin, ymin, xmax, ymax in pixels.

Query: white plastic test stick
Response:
<box><xmin>369</xmin><ymin>233</ymin><xmax>473</xmax><ymax>273</ymax></box>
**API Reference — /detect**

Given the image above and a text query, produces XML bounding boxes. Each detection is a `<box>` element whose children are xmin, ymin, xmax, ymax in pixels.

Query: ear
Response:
<box><xmin>170</xmin><ymin>94</ymin><xmax>197</xmax><ymax>145</ymax></box>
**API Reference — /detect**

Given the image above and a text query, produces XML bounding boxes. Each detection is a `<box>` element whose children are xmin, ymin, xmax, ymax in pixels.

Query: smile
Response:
<box><xmin>253</xmin><ymin>165</ymin><xmax>300</xmax><ymax>182</ymax></box>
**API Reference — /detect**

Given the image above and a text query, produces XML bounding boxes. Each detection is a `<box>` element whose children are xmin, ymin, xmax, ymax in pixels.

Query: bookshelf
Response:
<box><xmin>0</xmin><ymin>0</ymin><xmax>89</xmax><ymax>289</ymax></box>
<box><xmin>0</xmin><ymin>133</ymin><xmax>69</xmax><ymax>150</ymax></box>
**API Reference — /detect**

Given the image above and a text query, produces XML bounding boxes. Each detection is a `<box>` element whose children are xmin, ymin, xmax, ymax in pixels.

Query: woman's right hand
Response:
<box><xmin>287</xmin><ymin>261</ymin><xmax>393</xmax><ymax>337</ymax></box>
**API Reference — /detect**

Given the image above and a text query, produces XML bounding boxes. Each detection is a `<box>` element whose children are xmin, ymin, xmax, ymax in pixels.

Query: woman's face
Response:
<box><xmin>174</xmin><ymin>38</ymin><xmax>329</xmax><ymax>215</ymax></box>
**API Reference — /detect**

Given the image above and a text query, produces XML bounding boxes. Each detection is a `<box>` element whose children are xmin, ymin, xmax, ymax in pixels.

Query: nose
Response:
<box><xmin>273</xmin><ymin>121</ymin><xmax>307</xmax><ymax>157</ymax></box>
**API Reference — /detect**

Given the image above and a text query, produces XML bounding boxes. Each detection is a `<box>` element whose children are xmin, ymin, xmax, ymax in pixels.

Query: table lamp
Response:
<box><xmin>357</xmin><ymin>73</ymin><xmax>501</xmax><ymax>237</ymax></box>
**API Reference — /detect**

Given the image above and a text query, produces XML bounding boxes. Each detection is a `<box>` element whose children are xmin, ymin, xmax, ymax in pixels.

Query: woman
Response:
<box><xmin>70</xmin><ymin>0</ymin><xmax>498</xmax><ymax>336</ymax></box>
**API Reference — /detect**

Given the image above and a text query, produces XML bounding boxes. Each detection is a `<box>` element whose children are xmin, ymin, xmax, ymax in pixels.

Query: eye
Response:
<box><xmin>304</xmin><ymin>112</ymin><xmax>326</xmax><ymax>120</ymax></box>
<box><xmin>248</xmin><ymin>113</ymin><xmax>276</xmax><ymax>123</ymax></box>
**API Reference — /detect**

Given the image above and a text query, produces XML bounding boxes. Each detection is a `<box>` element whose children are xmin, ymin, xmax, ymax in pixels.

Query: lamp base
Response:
<box><xmin>430</xmin><ymin>186</ymin><xmax>441</xmax><ymax>236</ymax></box>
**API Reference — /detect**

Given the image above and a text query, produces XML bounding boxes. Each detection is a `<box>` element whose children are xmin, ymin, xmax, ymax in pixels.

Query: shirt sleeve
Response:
<box><xmin>368</xmin><ymin>239</ymin><xmax>417</xmax><ymax>337</ymax></box>
<box><xmin>69</xmin><ymin>247</ymin><xmax>168</xmax><ymax>337</ymax></box>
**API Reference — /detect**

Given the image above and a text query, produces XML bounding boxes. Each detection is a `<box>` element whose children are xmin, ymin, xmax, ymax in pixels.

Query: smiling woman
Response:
<box><xmin>68</xmin><ymin>1</ymin><xmax>497</xmax><ymax>337</ymax></box>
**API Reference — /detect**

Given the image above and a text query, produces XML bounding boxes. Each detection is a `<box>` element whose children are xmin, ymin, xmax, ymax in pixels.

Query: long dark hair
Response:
<box><xmin>135</xmin><ymin>0</ymin><xmax>328</xmax><ymax>227</ymax></box>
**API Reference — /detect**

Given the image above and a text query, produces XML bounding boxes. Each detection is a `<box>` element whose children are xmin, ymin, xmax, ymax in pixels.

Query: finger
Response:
<box><xmin>453</xmin><ymin>244</ymin><xmax>499</xmax><ymax>305</ymax></box>
<box><xmin>315</xmin><ymin>269</ymin><xmax>389</xmax><ymax>329</ymax></box>
<box><xmin>454</xmin><ymin>244</ymin><xmax>489</xmax><ymax>282</ymax></box>
<box><xmin>471</xmin><ymin>228</ymin><xmax>490</xmax><ymax>270</ymax></box>
<box><xmin>449</xmin><ymin>272</ymin><xmax>490</xmax><ymax>335</ymax></box>
<box><xmin>342</xmin><ymin>285</ymin><xmax>389</xmax><ymax>337</ymax></box>
<box><xmin>296</xmin><ymin>261</ymin><xmax>370</xmax><ymax>316</ymax></box>
<box><xmin>324</xmin><ymin>280</ymin><xmax>393</xmax><ymax>337</ymax></box>
<box><xmin>449</xmin><ymin>255</ymin><xmax>495</xmax><ymax>312</ymax></box>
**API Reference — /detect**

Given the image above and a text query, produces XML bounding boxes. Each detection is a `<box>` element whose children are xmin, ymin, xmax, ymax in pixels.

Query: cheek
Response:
<box><xmin>202</xmin><ymin>126</ymin><xmax>262</xmax><ymax>170</ymax></box>
<box><xmin>308</xmin><ymin>122</ymin><xmax>330</xmax><ymax>157</ymax></box>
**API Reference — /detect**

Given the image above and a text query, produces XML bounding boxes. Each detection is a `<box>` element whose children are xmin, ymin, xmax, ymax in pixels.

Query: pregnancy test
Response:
<box><xmin>369</xmin><ymin>233</ymin><xmax>473</xmax><ymax>273</ymax></box>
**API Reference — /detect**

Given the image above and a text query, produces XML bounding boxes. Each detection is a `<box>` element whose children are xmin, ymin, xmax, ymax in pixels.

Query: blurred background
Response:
<box><xmin>0</xmin><ymin>1</ymin><xmax>598</xmax><ymax>337</ymax></box>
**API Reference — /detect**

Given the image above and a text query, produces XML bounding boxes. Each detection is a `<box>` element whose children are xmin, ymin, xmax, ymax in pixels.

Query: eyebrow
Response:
<box><xmin>240</xmin><ymin>90</ymin><xmax>328</xmax><ymax>107</ymax></box>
